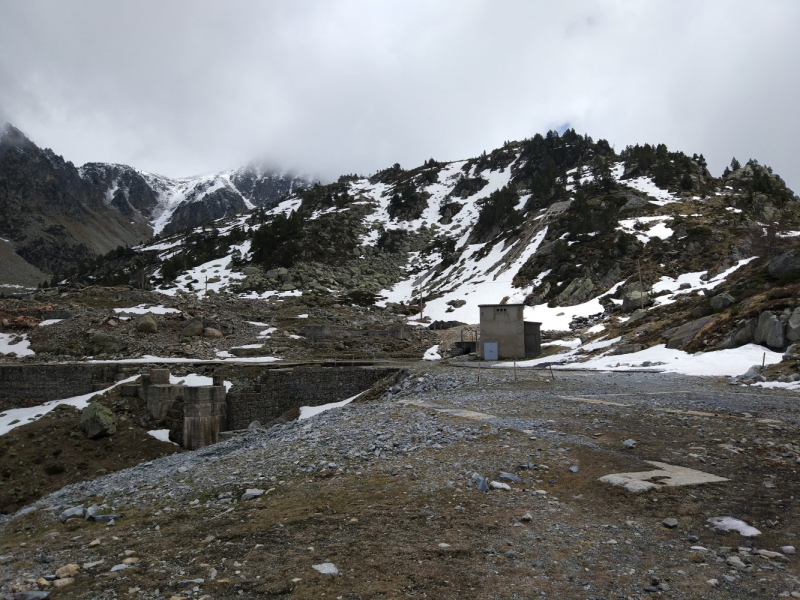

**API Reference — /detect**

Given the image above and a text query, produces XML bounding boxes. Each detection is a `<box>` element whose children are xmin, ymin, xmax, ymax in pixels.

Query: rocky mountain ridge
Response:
<box><xmin>5</xmin><ymin>127</ymin><xmax>800</xmax><ymax>372</ymax></box>
<box><xmin>0</xmin><ymin>124</ymin><xmax>312</xmax><ymax>288</ymax></box>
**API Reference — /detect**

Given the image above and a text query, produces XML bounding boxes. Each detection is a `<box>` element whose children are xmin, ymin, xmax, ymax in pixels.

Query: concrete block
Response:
<box><xmin>148</xmin><ymin>369</ymin><xmax>171</xmax><ymax>385</ymax></box>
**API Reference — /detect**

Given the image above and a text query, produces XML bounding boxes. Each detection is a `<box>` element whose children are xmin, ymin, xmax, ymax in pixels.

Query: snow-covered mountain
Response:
<box><xmin>0</xmin><ymin>124</ymin><xmax>313</xmax><ymax>286</ymax></box>
<box><xmin>78</xmin><ymin>161</ymin><xmax>311</xmax><ymax>236</ymax></box>
<box><xmin>73</xmin><ymin>128</ymin><xmax>800</xmax><ymax>367</ymax></box>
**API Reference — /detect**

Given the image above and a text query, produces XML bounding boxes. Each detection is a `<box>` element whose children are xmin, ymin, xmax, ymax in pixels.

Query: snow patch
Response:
<box><xmin>299</xmin><ymin>392</ymin><xmax>364</xmax><ymax>420</ymax></box>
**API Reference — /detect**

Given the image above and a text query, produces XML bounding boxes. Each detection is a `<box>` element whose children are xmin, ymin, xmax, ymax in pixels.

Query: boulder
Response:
<box><xmin>733</xmin><ymin>318</ymin><xmax>757</xmax><ymax>345</ymax></box>
<box><xmin>622</xmin><ymin>290</ymin><xmax>651</xmax><ymax>312</ymax></box>
<box><xmin>86</xmin><ymin>332</ymin><xmax>127</xmax><ymax>355</ymax></box>
<box><xmin>709</xmin><ymin>293</ymin><xmax>735</xmax><ymax>310</ymax></box>
<box><xmin>691</xmin><ymin>305</ymin><xmax>713</xmax><ymax>318</ymax></box>
<box><xmin>665</xmin><ymin>315</ymin><xmax>716</xmax><ymax>349</ymax></box>
<box><xmin>203</xmin><ymin>327</ymin><xmax>224</xmax><ymax>338</ymax></box>
<box><xmin>754</xmin><ymin>311</ymin><xmax>785</xmax><ymax>348</ymax></box>
<box><xmin>135</xmin><ymin>314</ymin><xmax>158</xmax><ymax>333</ymax></box>
<box><xmin>787</xmin><ymin>307</ymin><xmax>800</xmax><ymax>342</ymax></box>
<box><xmin>79</xmin><ymin>401</ymin><xmax>118</xmax><ymax>439</ymax></box>
<box><xmin>768</xmin><ymin>249</ymin><xmax>800</xmax><ymax>279</ymax></box>
<box><xmin>180</xmin><ymin>318</ymin><xmax>204</xmax><ymax>337</ymax></box>
<box><xmin>242</xmin><ymin>266</ymin><xmax>261</xmax><ymax>276</ymax></box>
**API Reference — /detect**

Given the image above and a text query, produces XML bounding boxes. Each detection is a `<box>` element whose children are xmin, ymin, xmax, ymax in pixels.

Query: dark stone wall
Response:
<box><xmin>224</xmin><ymin>366</ymin><xmax>399</xmax><ymax>430</ymax></box>
<box><xmin>0</xmin><ymin>363</ymin><xmax>136</xmax><ymax>410</ymax></box>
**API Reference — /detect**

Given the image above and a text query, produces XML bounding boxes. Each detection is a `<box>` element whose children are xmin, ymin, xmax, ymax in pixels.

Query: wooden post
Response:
<box><xmin>514</xmin><ymin>361</ymin><xmax>517</xmax><ymax>382</ymax></box>
<box><xmin>549</xmin><ymin>364</ymin><xmax>555</xmax><ymax>381</ymax></box>
<box><xmin>638</xmin><ymin>259</ymin><xmax>644</xmax><ymax>310</ymax></box>
<box><xmin>478</xmin><ymin>362</ymin><xmax>481</xmax><ymax>383</ymax></box>
<box><xmin>762</xmin><ymin>352</ymin><xmax>766</xmax><ymax>371</ymax></box>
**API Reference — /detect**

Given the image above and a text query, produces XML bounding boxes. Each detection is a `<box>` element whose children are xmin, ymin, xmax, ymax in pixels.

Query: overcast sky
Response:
<box><xmin>1</xmin><ymin>0</ymin><xmax>798</xmax><ymax>190</ymax></box>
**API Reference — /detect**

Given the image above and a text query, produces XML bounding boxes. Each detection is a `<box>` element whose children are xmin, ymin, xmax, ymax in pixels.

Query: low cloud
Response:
<box><xmin>0</xmin><ymin>1</ymin><xmax>798</xmax><ymax>190</ymax></box>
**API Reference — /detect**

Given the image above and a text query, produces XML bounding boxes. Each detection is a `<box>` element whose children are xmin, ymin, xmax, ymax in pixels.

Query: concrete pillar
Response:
<box><xmin>182</xmin><ymin>386</ymin><xmax>227</xmax><ymax>450</ymax></box>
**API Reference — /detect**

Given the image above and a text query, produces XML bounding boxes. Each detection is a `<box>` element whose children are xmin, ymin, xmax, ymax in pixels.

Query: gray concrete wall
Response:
<box><xmin>479</xmin><ymin>304</ymin><xmax>526</xmax><ymax>359</ymax></box>
<box><xmin>225</xmin><ymin>366</ymin><xmax>399</xmax><ymax>429</ymax></box>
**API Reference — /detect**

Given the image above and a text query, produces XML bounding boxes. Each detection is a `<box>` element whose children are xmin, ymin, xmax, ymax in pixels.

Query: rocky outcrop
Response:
<box><xmin>622</xmin><ymin>290</ymin><xmax>651</xmax><ymax>312</ymax></box>
<box><xmin>709</xmin><ymin>293</ymin><xmax>735</xmax><ymax>310</ymax></box>
<box><xmin>663</xmin><ymin>316</ymin><xmax>716</xmax><ymax>349</ymax></box>
<box><xmin>787</xmin><ymin>308</ymin><xmax>800</xmax><ymax>342</ymax></box>
<box><xmin>754</xmin><ymin>312</ymin><xmax>785</xmax><ymax>349</ymax></box>
<box><xmin>556</xmin><ymin>278</ymin><xmax>595</xmax><ymax>306</ymax></box>
<box><xmin>769</xmin><ymin>250</ymin><xmax>800</xmax><ymax>280</ymax></box>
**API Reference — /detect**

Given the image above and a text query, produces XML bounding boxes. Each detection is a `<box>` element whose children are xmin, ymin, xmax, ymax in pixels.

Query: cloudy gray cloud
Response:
<box><xmin>0</xmin><ymin>0</ymin><xmax>798</xmax><ymax>190</ymax></box>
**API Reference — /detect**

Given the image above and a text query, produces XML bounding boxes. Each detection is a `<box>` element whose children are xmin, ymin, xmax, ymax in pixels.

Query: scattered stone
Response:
<box><xmin>89</xmin><ymin>514</ymin><xmax>120</xmax><ymax>524</ymax></box>
<box><xmin>58</xmin><ymin>505</ymin><xmax>84</xmax><ymax>523</ymax></box>
<box><xmin>498</xmin><ymin>472</ymin><xmax>521</xmax><ymax>483</ymax></box>
<box><xmin>662</xmin><ymin>518</ymin><xmax>678</xmax><ymax>529</ymax></box>
<box><xmin>521</xmin><ymin>513</ymin><xmax>532</xmax><ymax>522</ymax></box>
<box><xmin>241</xmin><ymin>488</ymin><xmax>264</xmax><ymax>501</ymax></box>
<box><xmin>110</xmin><ymin>563</ymin><xmax>129</xmax><ymax>572</ymax></box>
<box><xmin>472</xmin><ymin>473</ymin><xmax>489</xmax><ymax>493</ymax></box>
<box><xmin>489</xmin><ymin>481</ymin><xmax>511</xmax><ymax>491</ymax></box>
<box><xmin>247</xmin><ymin>420</ymin><xmax>262</xmax><ymax>431</ymax></box>
<box><xmin>52</xmin><ymin>578</ymin><xmax>74</xmax><ymax>588</ymax></box>
<box><xmin>54</xmin><ymin>563</ymin><xmax>79</xmax><ymax>578</ymax></box>
<box><xmin>623</xmin><ymin>439</ymin><xmax>637</xmax><ymax>449</ymax></box>
<box><xmin>569</xmin><ymin>466</ymin><xmax>579</xmax><ymax>473</ymax></box>
<box><xmin>726</xmin><ymin>555</ymin><xmax>747</xmax><ymax>570</ymax></box>
<box><xmin>781</xmin><ymin>545</ymin><xmax>796</xmax><ymax>555</ymax></box>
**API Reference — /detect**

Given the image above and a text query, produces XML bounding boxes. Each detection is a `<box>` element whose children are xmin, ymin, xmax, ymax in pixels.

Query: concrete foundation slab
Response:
<box><xmin>599</xmin><ymin>461</ymin><xmax>729</xmax><ymax>493</ymax></box>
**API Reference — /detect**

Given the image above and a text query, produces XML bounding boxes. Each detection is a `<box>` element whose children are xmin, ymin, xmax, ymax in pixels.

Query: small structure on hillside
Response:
<box><xmin>478</xmin><ymin>304</ymin><xmax>541</xmax><ymax>360</ymax></box>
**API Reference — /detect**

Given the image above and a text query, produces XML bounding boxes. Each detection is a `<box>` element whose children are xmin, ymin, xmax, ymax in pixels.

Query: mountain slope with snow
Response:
<box><xmin>68</xmin><ymin>129</ymin><xmax>800</xmax><ymax>367</ymax></box>
<box><xmin>0</xmin><ymin>124</ymin><xmax>313</xmax><ymax>285</ymax></box>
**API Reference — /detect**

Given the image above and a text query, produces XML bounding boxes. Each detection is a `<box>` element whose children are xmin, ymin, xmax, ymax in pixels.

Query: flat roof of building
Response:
<box><xmin>479</xmin><ymin>303</ymin><xmax>526</xmax><ymax>307</ymax></box>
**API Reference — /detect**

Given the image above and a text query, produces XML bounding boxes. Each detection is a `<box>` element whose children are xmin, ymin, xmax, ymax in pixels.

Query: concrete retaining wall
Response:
<box><xmin>225</xmin><ymin>366</ymin><xmax>399</xmax><ymax>430</ymax></box>
<box><xmin>0</xmin><ymin>363</ymin><xmax>137</xmax><ymax>410</ymax></box>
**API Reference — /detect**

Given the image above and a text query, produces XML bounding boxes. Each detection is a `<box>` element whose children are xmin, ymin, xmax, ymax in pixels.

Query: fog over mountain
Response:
<box><xmin>0</xmin><ymin>1</ymin><xmax>799</xmax><ymax>190</ymax></box>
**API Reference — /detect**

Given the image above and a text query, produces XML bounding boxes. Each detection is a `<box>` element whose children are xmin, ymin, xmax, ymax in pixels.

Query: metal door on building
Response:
<box><xmin>483</xmin><ymin>342</ymin><xmax>498</xmax><ymax>361</ymax></box>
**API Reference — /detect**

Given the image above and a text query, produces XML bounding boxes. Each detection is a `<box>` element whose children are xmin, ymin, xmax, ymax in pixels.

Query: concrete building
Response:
<box><xmin>478</xmin><ymin>304</ymin><xmax>541</xmax><ymax>360</ymax></box>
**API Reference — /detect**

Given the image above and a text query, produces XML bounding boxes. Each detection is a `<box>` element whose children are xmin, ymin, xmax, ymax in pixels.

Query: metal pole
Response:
<box><xmin>514</xmin><ymin>361</ymin><xmax>517</xmax><ymax>382</ymax></box>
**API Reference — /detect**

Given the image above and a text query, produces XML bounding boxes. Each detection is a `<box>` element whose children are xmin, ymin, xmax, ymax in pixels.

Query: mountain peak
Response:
<box><xmin>0</xmin><ymin>123</ymin><xmax>35</xmax><ymax>151</ymax></box>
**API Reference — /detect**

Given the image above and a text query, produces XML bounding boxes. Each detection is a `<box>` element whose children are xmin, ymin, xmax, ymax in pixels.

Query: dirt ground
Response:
<box><xmin>2</xmin><ymin>367</ymin><xmax>800</xmax><ymax>599</ymax></box>
<box><xmin>0</xmin><ymin>387</ymin><xmax>180</xmax><ymax>515</ymax></box>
